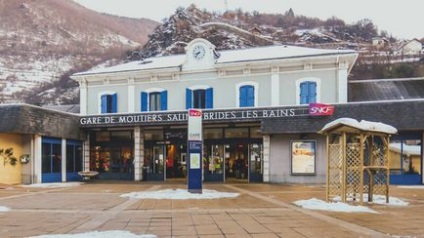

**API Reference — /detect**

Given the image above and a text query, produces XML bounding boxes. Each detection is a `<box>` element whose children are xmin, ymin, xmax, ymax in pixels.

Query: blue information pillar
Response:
<box><xmin>187</xmin><ymin>109</ymin><xmax>203</xmax><ymax>193</ymax></box>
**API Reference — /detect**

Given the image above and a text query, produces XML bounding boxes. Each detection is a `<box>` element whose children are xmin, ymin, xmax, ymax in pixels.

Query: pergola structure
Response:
<box><xmin>319</xmin><ymin>118</ymin><xmax>397</xmax><ymax>205</ymax></box>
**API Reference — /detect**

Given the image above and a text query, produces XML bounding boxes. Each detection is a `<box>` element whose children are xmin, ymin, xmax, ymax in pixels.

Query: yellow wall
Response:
<box><xmin>0</xmin><ymin>134</ymin><xmax>24</xmax><ymax>184</ymax></box>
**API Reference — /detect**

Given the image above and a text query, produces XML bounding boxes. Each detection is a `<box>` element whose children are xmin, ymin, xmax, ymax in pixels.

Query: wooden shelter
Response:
<box><xmin>319</xmin><ymin>118</ymin><xmax>397</xmax><ymax>205</ymax></box>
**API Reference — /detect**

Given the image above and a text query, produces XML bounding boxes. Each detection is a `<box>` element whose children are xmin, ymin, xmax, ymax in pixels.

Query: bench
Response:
<box><xmin>78</xmin><ymin>171</ymin><xmax>99</xmax><ymax>181</ymax></box>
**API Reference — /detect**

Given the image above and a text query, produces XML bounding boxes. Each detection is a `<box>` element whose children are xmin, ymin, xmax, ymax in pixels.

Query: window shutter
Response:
<box><xmin>247</xmin><ymin>86</ymin><xmax>255</xmax><ymax>107</ymax></box>
<box><xmin>160</xmin><ymin>90</ymin><xmax>168</xmax><ymax>111</ymax></box>
<box><xmin>111</xmin><ymin>93</ymin><xmax>118</xmax><ymax>113</ymax></box>
<box><xmin>101</xmin><ymin>95</ymin><xmax>107</xmax><ymax>113</ymax></box>
<box><xmin>239</xmin><ymin>86</ymin><xmax>246</xmax><ymax>107</ymax></box>
<box><xmin>205</xmin><ymin>88</ymin><xmax>213</xmax><ymax>109</ymax></box>
<box><xmin>141</xmin><ymin>92</ymin><xmax>148</xmax><ymax>111</ymax></box>
<box><xmin>300</xmin><ymin>82</ymin><xmax>308</xmax><ymax>104</ymax></box>
<box><xmin>186</xmin><ymin>88</ymin><xmax>192</xmax><ymax>109</ymax></box>
<box><xmin>308</xmin><ymin>82</ymin><xmax>317</xmax><ymax>103</ymax></box>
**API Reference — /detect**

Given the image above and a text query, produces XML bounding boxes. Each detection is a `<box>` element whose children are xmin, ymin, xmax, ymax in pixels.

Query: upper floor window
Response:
<box><xmin>186</xmin><ymin>86</ymin><xmax>213</xmax><ymax>109</ymax></box>
<box><xmin>299</xmin><ymin>81</ymin><xmax>317</xmax><ymax>104</ymax></box>
<box><xmin>236</xmin><ymin>82</ymin><xmax>258</xmax><ymax>108</ymax></box>
<box><xmin>100</xmin><ymin>93</ymin><xmax>117</xmax><ymax>113</ymax></box>
<box><xmin>239</xmin><ymin>85</ymin><xmax>255</xmax><ymax>107</ymax></box>
<box><xmin>141</xmin><ymin>90</ymin><xmax>168</xmax><ymax>111</ymax></box>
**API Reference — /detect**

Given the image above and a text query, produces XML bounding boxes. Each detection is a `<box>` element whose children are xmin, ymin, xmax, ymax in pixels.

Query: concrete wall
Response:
<box><xmin>268</xmin><ymin>133</ymin><xmax>327</xmax><ymax>184</ymax></box>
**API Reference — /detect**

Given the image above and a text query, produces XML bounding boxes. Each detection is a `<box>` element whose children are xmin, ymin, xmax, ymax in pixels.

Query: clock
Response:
<box><xmin>192</xmin><ymin>45</ymin><xmax>206</xmax><ymax>60</ymax></box>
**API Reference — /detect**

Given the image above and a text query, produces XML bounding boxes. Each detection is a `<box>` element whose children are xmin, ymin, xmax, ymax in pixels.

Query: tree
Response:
<box><xmin>0</xmin><ymin>148</ymin><xmax>17</xmax><ymax>166</ymax></box>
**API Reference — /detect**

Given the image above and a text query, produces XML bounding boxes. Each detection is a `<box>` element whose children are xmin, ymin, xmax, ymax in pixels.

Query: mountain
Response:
<box><xmin>2</xmin><ymin>3</ymin><xmax>422</xmax><ymax>106</ymax></box>
<box><xmin>0</xmin><ymin>0</ymin><xmax>158</xmax><ymax>105</ymax></box>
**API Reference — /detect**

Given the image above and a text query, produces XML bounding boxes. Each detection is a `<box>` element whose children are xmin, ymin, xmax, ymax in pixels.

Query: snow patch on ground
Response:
<box><xmin>0</xmin><ymin>206</ymin><xmax>10</xmax><ymax>212</ymax></box>
<box><xmin>29</xmin><ymin>230</ymin><xmax>156</xmax><ymax>238</ymax></box>
<box><xmin>120</xmin><ymin>189</ymin><xmax>239</xmax><ymax>200</ymax></box>
<box><xmin>20</xmin><ymin>182</ymin><xmax>83</xmax><ymax>188</ymax></box>
<box><xmin>294</xmin><ymin>198</ymin><xmax>378</xmax><ymax>213</ymax></box>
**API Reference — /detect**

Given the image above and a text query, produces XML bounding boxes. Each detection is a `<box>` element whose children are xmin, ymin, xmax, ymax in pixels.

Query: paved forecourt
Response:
<box><xmin>0</xmin><ymin>182</ymin><xmax>422</xmax><ymax>237</ymax></box>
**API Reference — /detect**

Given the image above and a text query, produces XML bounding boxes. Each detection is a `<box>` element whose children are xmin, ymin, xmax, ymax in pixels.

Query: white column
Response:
<box><xmin>134</xmin><ymin>127</ymin><xmax>144</xmax><ymax>181</ymax></box>
<box><xmin>83</xmin><ymin>134</ymin><xmax>90</xmax><ymax>172</ymax></box>
<box><xmin>263</xmin><ymin>135</ymin><xmax>271</xmax><ymax>182</ymax></box>
<box><xmin>61</xmin><ymin>139</ymin><xmax>67</xmax><ymax>182</ymax></box>
<box><xmin>271</xmin><ymin>67</ymin><xmax>280</xmax><ymax>106</ymax></box>
<box><xmin>338</xmin><ymin>61</ymin><xmax>349</xmax><ymax>103</ymax></box>
<box><xmin>128</xmin><ymin>78</ymin><xmax>135</xmax><ymax>113</ymax></box>
<box><xmin>80</xmin><ymin>79</ymin><xmax>87</xmax><ymax>115</ymax></box>
<box><xmin>33</xmin><ymin>135</ymin><xmax>43</xmax><ymax>184</ymax></box>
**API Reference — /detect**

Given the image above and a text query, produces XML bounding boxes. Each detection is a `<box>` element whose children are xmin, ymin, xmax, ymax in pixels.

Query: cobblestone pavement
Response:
<box><xmin>0</xmin><ymin>181</ymin><xmax>423</xmax><ymax>238</ymax></box>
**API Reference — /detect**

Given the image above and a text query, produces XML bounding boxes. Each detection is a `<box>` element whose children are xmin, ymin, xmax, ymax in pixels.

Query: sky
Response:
<box><xmin>2</xmin><ymin>182</ymin><xmax>413</xmax><ymax>237</ymax></box>
<box><xmin>73</xmin><ymin>0</ymin><xmax>423</xmax><ymax>40</ymax></box>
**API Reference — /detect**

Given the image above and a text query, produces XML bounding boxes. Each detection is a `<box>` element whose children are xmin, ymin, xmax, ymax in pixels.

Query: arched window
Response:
<box><xmin>186</xmin><ymin>86</ymin><xmax>213</xmax><ymax>109</ymax></box>
<box><xmin>239</xmin><ymin>85</ymin><xmax>255</xmax><ymax>107</ymax></box>
<box><xmin>296</xmin><ymin>78</ymin><xmax>320</xmax><ymax>105</ymax></box>
<box><xmin>141</xmin><ymin>89</ymin><xmax>168</xmax><ymax>111</ymax></box>
<box><xmin>299</xmin><ymin>81</ymin><xmax>317</xmax><ymax>104</ymax></box>
<box><xmin>100</xmin><ymin>93</ymin><xmax>117</xmax><ymax>113</ymax></box>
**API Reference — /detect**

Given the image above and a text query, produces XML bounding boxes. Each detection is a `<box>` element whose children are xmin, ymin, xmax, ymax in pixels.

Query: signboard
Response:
<box><xmin>309</xmin><ymin>103</ymin><xmax>335</xmax><ymax>116</ymax></box>
<box><xmin>291</xmin><ymin>140</ymin><xmax>316</xmax><ymax>175</ymax></box>
<box><xmin>187</xmin><ymin>109</ymin><xmax>202</xmax><ymax>193</ymax></box>
<box><xmin>79</xmin><ymin>107</ymin><xmax>311</xmax><ymax>127</ymax></box>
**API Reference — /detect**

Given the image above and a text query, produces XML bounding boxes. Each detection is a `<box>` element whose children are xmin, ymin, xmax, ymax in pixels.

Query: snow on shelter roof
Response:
<box><xmin>319</xmin><ymin>117</ymin><xmax>398</xmax><ymax>135</ymax></box>
<box><xmin>73</xmin><ymin>44</ymin><xmax>356</xmax><ymax>76</ymax></box>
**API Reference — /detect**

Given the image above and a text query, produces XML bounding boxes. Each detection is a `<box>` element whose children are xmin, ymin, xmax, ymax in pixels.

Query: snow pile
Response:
<box><xmin>333</xmin><ymin>194</ymin><xmax>409</xmax><ymax>206</ymax></box>
<box><xmin>0</xmin><ymin>206</ymin><xmax>10</xmax><ymax>212</ymax></box>
<box><xmin>120</xmin><ymin>189</ymin><xmax>239</xmax><ymax>200</ymax></box>
<box><xmin>294</xmin><ymin>198</ymin><xmax>377</xmax><ymax>213</ymax></box>
<box><xmin>29</xmin><ymin>230</ymin><xmax>156</xmax><ymax>238</ymax></box>
<box><xmin>20</xmin><ymin>182</ymin><xmax>83</xmax><ymax>188</ymax></box>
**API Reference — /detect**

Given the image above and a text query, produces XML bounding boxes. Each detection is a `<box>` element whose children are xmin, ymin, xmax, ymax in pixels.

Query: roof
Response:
<box><xmin>43</xmin><ymin>104</ymin><xmax>80</xmax><ymax>114</ymax></box>
<box><xmin>73</xmin><ymin>44</ymin><xmax>357</xmax><ymax>77</ymax></box>
<box><xmin>349</xmin><ymin>78</ymin><xmax>424</xmax><ymax>102</ymax></box>
<box><xmin>319</xmin><ymin>117</ymin><xmax>397</xmax><ymax>135</ymax></box>
<box><xmin>261</xmin><ymin>99</ymin><xmax>424</xmax><ymax>134</ymax></box>
<box><xmin>0</xmin><ymin>103</ymin><xmax>81</xmax><ymax>139</ymax></box>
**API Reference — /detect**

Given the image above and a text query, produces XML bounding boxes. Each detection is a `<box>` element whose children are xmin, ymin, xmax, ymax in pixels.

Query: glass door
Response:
<box><xmin>224</xmin><ymin>143</ymin><xmax>248</xmax><ymax>182</ymax></box>
<box><xmin>249</xmin><ymin>143</ymin><xmax>263</xmax><ymax>182</ymax></box>
<box><xmin>204</xmin><ymin>145</ymin><xmax>225</xmax><ymax>182</ymax></box>
<box><xmin>145</xmin><ymin>145</ymin><xmax>165</xmax><ymax>181</ymax></box>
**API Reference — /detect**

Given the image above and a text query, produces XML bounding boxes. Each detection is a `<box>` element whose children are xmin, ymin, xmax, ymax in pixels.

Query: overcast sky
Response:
<box><xmin>73</xmin><ymin>0</ymin><xmax>423</xmax><ymax>40</ymax></box>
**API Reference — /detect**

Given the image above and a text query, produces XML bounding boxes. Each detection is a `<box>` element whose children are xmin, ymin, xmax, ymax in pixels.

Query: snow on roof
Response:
<box><xmin>73</xmin><ymin>44</ymin><xmax>356</xmax><ymax>76</ymax></box>
<box><xmin>320</xmin><ymin>117</ymin><xmax>398</xmax><ymax>134</ymax></box>
<box><xmin>74</xmin><ymin>54</ymin><xmax>185</xmax><ymax>76</ymax></box>
<box><xmin>389</xmin><ymin>143</ymin><xmax>421</xmax><ymax>156</ymax></box>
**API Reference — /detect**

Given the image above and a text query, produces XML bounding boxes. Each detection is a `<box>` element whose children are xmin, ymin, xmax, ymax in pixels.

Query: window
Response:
<box><xmin>239</xmin><ymin>85</ymin><xmax>255</xmax><ymax>107</ymax></box>
<box><xmin>141</xmin><ymin>90</ymin><xmax>168</xmax><ymax>111</ymax></box>
<box><xmin>66</xmin><ymin>140</ymin><xmax>82</xmax><ymax>173</ymax></box>
<box><xmin>42</xmin><ymin>137</ymin><xmax>62</xmax><ymax>174</ymax></box>
<box><xmin>299</xmin><ymin>81</ymin><xmax>317</xmax><ymax>104</ymax></box>
<box><xmin>186</xmin><ymin>87</ymin><xmax>213</xmax><ymax>109</ymax></box>
<box><xmin>100</xmin><ymin>93</ymin><xmax>117</xmax><ymax>113</ymax></box>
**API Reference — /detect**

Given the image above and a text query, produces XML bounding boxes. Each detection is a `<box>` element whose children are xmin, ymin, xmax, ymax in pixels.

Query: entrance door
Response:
<box><xmin>224</xmin><ymin>143</ymin><xmax>248</xmax><ymax>182</ymax></box>
<box><xmin>204</xmin><ymin>145</ymin><xmax>225</xmax><ymax>182</ymax></box>
<box><xmin>249</xmin><ymin>143</ymin><xmax>263</xmax><ymax>182</ymax></box>
<box><xmin>145</xmin><ymin>145</ymin><xmax>165</xmax><ymax>181</ymax></box>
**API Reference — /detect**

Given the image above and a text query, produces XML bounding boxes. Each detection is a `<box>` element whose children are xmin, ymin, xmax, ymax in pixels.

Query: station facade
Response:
<box><xmin>1</xmin><ymin>38</ymin><xmax>422</xmax><ymax>185</ymax></box>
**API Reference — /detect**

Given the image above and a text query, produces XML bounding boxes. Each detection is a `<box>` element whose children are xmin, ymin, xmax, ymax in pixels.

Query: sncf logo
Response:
<box><xmin>189</xmin><ymin>109</ymin><xmax>202</xmax><ymax>117</ymax></box>
<box><xmin>308</xmin><ymin>103</ymin><xmax>335</xmax><ymax>116</ymax></box>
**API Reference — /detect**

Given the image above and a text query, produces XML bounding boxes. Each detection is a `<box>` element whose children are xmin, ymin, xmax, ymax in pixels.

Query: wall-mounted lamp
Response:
<box><xmin>20</xmin><ymin>154</ymin><xmax>30</xmax><ymax>164</ymax></box>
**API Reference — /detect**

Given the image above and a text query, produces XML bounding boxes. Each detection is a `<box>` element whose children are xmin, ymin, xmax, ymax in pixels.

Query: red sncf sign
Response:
<box><xmin>189</xmin><ymin>109</ymin><xmax>202</xmax><ymax>117</ymax></box>
<box><xmin>308</xmin><ymin>103</ymin><xmax>335</xmax><ymax>116</ymax></box>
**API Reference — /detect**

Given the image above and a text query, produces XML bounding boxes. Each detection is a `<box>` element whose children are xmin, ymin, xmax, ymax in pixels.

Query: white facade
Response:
<box><xmin>72</xmin><ymin>38</ymin><xmax>358</xmax><ymax>184</ymax></box>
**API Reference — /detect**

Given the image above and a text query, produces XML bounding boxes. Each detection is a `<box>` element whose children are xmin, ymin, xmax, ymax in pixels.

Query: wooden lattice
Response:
<box><xmin>325</xmin><ymin>131</ymin><xmax>390</xmax><ymax>205</ymax></box>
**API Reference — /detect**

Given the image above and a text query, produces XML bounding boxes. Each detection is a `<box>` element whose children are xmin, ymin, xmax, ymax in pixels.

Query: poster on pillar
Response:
<box><xmin>187</xmin><ymin>109</ymin><xmax>202</xmax><ymax>193</ymax></box>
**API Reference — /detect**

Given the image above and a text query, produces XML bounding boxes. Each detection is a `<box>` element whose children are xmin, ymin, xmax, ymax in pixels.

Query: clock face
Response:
<box><xmin>192</xmin><ymin>45</ymin><xmax>206</xmax><ymax>60</ymax></box>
